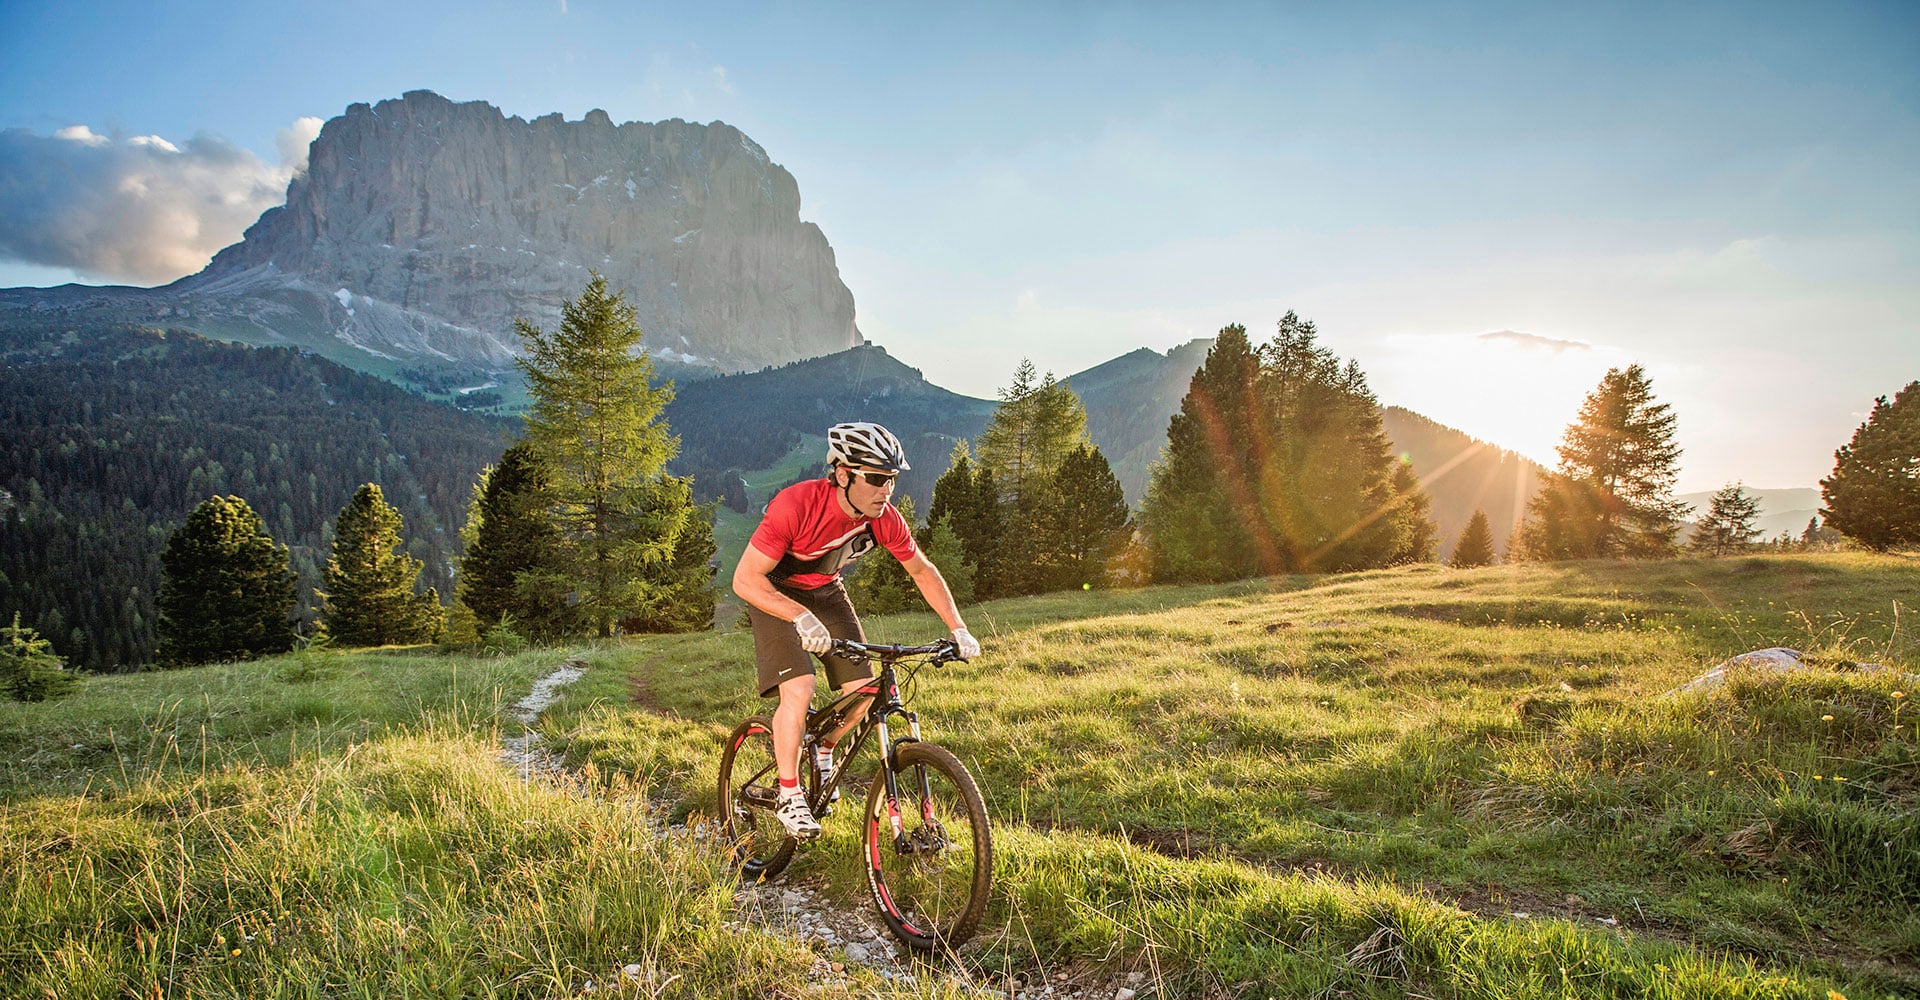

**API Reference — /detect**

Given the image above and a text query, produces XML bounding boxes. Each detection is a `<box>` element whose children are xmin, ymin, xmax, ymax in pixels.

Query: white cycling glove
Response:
<box><xmin>951</xmin><ymin>627</ymin><xmax>980</xmax><ymax>660</ymax></box>
<box><xmin>792</xmin><ymin>611</ymin><xmax>833</xmax><ymax>654</ymax></box>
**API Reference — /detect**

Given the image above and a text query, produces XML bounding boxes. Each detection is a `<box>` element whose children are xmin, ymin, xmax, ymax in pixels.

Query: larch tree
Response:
<box><xmin>1821</xmin><ymin>380</ymin><xmax>1920</xmax><ymax>551</ymax></box>
<box><xmin>1688</xmin><ymin>483</ymin><xmax>1763</xmax><ymax>557</ymax></box>
<box><xmin>515</xmin><ymin>275</ymin><xmax>708</xmax><ymax>636</ymax></box>
<box><xmin>1450</xmin><ymin>509</ymin><xmax>1497</xmax><ymax>568</ymax></box>
<box><xmin>319</xmin><ymin>483</ymin><xmax>442</xmax><ymax>646</ymax></box>
<box><xmin>157</xmin><ymin>495</ymin><xmax>297</xmax><ymax>667</ymax></box>
<box><xmin>1517</xmin><ymin>364</ymin><xmax>1685</xmax><ymax>560</ymax></box>
<box><xmin>974</xmin><ymin>360</ymin><xmax>1094</xmax><ymax>595</ymax></box>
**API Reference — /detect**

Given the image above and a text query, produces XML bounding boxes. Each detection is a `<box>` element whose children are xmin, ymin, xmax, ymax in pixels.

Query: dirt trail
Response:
<box><xmin>496</xmin><ymin>658</ymin><xmax>951</xmax><ymax>995</ymax></box>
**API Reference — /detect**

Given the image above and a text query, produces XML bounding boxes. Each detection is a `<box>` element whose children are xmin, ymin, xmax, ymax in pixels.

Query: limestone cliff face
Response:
<box><xmin>195</xmin><ymin>90</ymin><xmax>861</xmax><ymax>370</ymax></box>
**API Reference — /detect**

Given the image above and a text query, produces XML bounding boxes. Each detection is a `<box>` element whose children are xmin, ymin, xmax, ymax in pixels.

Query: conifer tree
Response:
<box><xmin>319</xmin><ymin>484</ymin><xmax>442</xmax><ymax>646</ymax></box>
<box><xmin>457</xmin><ymin>444</ymin><xmax>579</xmax><ymax>640</ymax></box>
<box><xmin>515</xmin><ymin>275</ymin><xmax>704</xmax><ymax>635</ymax></box>
<box><xmin>1517</xmin><ymin>364</ymin><xmax>1685</xmax><ymax>560</ymax></box>
<box><xmin>929</xmin><ymin>443</ymin><xmax>996</xmax><ymax>590</ymax></box>
<box><xmin>1042</xmin><ymin>444</ymin><xmax>1131</xmax><ymax>589</ymax></box>
<box><xmin>2</xmin><ymin>611</ymin><xmax>78</xmax><ymax>701</ymax></box>
<box><xmin>1386</xmin><ymin>459</ymin><xmax>1438</xmax><ymax>564</ymax></box>
<box><xmin>1450</xmin><ymin>509</ymin><xmax>1497</xmax><ymax>568</ymax></box>
<box><xmin>844</xmin><ymin>496</ymin><xmax>921</xmax><ymax>615</ymax></box>
<box><xmin>921</xmin><ymin>514</ymin><xmax>976</xmax><ymax>606</ymax></box>
<box><xmin>157</xmin><ymin>495</ymin><xmax>297</xmax><ymax>667</ymax></box>
<box><xmin>1143</xmin><ymin>315</ymin><xmax>1421</xmax><ymax>579</ymax></box>
<box><xmin>621</xmin><ymin>475</ymin><xmax>718</xmax><ymax>633</ymax></box>
<box><xmin>975</xmin><ymin>361</ymin><xmax>1095</xmax><ymax>596</ymax></box>
<box><xmin>1821</xmin><ymin>380</ymin><xmax>1920</xmax><ymax>551</ymax></box>
<box><xmin>1142</xmin><ymin>325</ymin><xmax>1263</xmax><ymax>582</ymax></box>
<box><xmin>1689</xmin><ymin>483</ymin><xmax>1763</xmax><ymax>557</ymax></box>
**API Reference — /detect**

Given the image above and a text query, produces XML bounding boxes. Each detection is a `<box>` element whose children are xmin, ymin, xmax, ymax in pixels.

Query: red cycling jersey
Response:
<box><xmin>748</xmin><ymin>478</ymin><xmax>918</xmax><ymax>590</ymax></box>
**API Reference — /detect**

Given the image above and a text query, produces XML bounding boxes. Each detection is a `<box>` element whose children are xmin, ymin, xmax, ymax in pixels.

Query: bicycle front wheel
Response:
<box><xmin>717</xmin><ymin>716</ymin><xmax>797</xmax><ymax>881</ymax></box>
<box><xmin>862</xmin><ymin>741</ymin><xmax>992</xmax><ymax>950</ymax></box>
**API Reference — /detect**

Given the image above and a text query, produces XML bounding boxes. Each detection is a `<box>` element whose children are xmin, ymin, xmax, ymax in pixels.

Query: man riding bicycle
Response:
<box><xmin>732</xmin><ymin>421</ymin><xmax>980</xmax><ymax>839</ymax></box>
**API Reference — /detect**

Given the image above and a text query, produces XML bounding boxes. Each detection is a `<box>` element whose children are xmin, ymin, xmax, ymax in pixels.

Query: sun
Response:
<box><xmin>1373</xmin><ymin>331</ymin><xmax>1626</xmax><ymax>466</ymax></box>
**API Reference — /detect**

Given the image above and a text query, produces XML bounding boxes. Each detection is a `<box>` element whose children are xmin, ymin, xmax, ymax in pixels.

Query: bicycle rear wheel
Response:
<box><xmin>717</xmin><ymin>716</ymin><xmax>797</xmax><ymax>880</ymax></box>
<box><xmin>862</xmin><ymin>741</ymin><xmax>992</xmax><ymax>950</ymax></box>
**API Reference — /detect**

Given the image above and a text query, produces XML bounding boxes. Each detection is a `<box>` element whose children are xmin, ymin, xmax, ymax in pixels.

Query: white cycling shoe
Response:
<box><xmin>775</xmin><ymin>793</ymin><xmax>821</xmax><ymax>840</ymax></box>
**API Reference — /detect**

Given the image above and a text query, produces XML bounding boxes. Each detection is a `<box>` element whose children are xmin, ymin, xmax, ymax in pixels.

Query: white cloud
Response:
<box><xmin>1475</xmin><ymin>330</ymin><xmax>1591</xmax><ymax>353</ymax></box>
<box><xmin>0</xmin><ymin>117</ymin><xmax>318</xmax><ymax>285</ymax></box>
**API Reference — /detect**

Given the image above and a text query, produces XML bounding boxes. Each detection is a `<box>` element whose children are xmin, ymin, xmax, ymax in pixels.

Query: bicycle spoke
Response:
<box><xmin>864</xmin><ymin>742</ymin><xmax>991</xmax><ymax>949</ymax></box>
<box><xmin>718</xmin><ymin>717</ymin><xmax>796</xmax><ymax>880</ymax></box>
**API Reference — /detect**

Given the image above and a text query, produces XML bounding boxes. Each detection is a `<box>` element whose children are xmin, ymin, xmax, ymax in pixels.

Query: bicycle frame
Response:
<box><xmin>806</xmin><ymin>641</ymin><xmax>946</xmax><ymax>844</ymax></box>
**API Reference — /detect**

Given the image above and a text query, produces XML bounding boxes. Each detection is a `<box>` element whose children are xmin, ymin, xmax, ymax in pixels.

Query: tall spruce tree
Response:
<box><xmin>457</xmin><ymin>444</ymin><xmax>579</xmax><ymax>639</ymax></box>
<box><xmin>1386</xmin><ymin>459</ymin><xmax>1438</xmax><ymax>564</ymax></box>
<box><xmin>1517</xmin><ymin>364</ymin><xmax>1685</xmax><ymax>560</ymax></box>
<box><xmin>157</xmin><ymin>495</ymin><xmax>297</xmax><ymax>666</ymax></box>
<box><xmin>319</xmin><ymin>484</ymin><xmax>442</xmax><ymax>646</ymax></box>
<box><xmin>1820</xmin><ymin>380</ymin><xmax>1920</xmax><ymax>551</ymax></box>
<box><xmin>515</xmin><ymin>275</ymin><xmax>707</xmax><ymax>635</ymax></box>
<box><xmin>1450</xmin><ymin>509</ymin><xmax>1497</xmax><ymax>568</ymax></box>
<box><xmin>1143</xmin><ymin>315</ymin><xmax>1425</xmax><ymax>579</ymax></box>
<box><xmin>1141</xmin><ymin>325</ymin><xmax>1264</xmax><ymax>582</ymax></box>
<box><xmin>1689</xmin><ymin>483</ymin><xmax>1763</xmax><ymax>557</ymax></box>
<box><xmin>928</xmin><ymin>445</ymin><xmax>998</xmax><ymax>595</ymax></box>
<box><xmin>1042</xmin><ymin>444</ymin><xmax>1131</xmax><ymax>589</ymax></box>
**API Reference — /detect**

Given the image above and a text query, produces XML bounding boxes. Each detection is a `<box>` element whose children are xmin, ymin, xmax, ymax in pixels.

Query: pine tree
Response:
<box><xmin>2</xmin><ymin>611</ymin><xmax>78</xmax><ymax>701</ymax></box>
<box><xmin>620</xmin><ymin>475</ymin><xmax>718</xmax><ymax>633</ymax></box>
<box><xmin>1041</xmin><ymin>444</ymin><xmax>1131</xmax><ymax>589</ymax></box>
<box><xmin>515</xmin><ymin>275</ymin><xmax>703</xmax><ymax>635</ymax></box>
<box><xmin>921</xmin><ymin>514</ymin><xmax>976</xmax><ymax>606</ymax></box>
<box><xmin>157</xmin><ymin>495</ymin><xmax>297</xmax><ymax>667</ymax></box>
<box><xmin>928</xmin><ymin>444</ymin><xmax>1003</xmax><ymax>598</ymax></box>
<box><xmin>318</xmin><ymin>484</ymin><xmax>442</xmax><ymax>646</ymax></box>
<box><xmin>1689</xmin><ymin>483</ymin><xmax>1763</xmax><ymax>557</ymax></box>
<box><xmin>1820</xmin><ymin>380</ymin><xmax>1920</xmax><ymax>551</ymax></box>
<box><xmin>1517</xmin><ymin>364</ymin><xmax>1685</xmax><ymax>560</ymax></box>
<box><xmin>1142</xmin><ymin>315</ymin><xmax>1419</xmax><ymax>579</ymax></box>
<box><xmin>457</xmin><ymin>444</ymin><xmax>578</xmax><ymax>639</ymax></box>
<box><xmin>1141</xmin><ymin>325</ymin><xmax>1263</xmax><ymax>582</ymax></box>
<box><xmin>1386</xmin><ymin>459</ymin><xmax>1438</xmax><ymax>564</ymax></box>
<box><xmin>843</xmin><ymin>496</ymin><xmax>920</xmax><ymax>615</ymax></box>
<box><xmin>1450</xmin><ymin>509</ymin><xmax>1497</xmax><ymax>568</ymax></box>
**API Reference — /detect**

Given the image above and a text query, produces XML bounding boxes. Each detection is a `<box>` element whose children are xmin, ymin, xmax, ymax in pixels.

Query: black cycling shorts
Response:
<box><xmin>748</xmin><ymin>579</ymin><xmax>871</xmax><ymax>697</ymax></box>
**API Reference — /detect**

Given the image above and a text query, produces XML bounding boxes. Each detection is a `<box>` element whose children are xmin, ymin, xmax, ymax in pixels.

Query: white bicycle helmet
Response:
<box><xmin>825</xmin><ymin>422</ymin><xmax>910</xmax><ymax>472</ymax></box>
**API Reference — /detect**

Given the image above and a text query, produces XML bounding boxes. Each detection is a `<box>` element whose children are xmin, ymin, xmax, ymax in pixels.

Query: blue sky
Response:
<box><xmin>3</xmin><ymin>1</ymin><xmax>1916</xmax><ymax>496</ymax></box>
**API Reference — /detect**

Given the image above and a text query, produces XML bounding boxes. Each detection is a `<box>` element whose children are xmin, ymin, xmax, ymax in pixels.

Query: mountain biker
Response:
<box><xmin>732</xmin><ymin>421</ymin><xmax>980</xmax><ymax>839</ymax></box>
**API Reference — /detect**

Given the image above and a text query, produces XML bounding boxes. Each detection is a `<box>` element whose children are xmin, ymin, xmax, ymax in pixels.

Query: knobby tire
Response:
<box><xmin>862</xmin><ymin>741</ymin><xmax>993</xmax><ymax>950</ymax></box>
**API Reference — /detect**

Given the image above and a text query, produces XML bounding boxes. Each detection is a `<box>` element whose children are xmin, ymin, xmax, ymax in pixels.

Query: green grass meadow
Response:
<box><xmin>3</xmin><ymin>552</ymin><xmax>1915</xmax><ymax>997</ymax></box>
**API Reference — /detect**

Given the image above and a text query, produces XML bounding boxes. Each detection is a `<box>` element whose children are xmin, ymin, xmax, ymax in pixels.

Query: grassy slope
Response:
<box><xmin>557</xmin><ymin>552</ymin><xmax>1919</xmax><ymax>998</ymax></box>
<box><xmin>2</xmin><ymin>553</ymin><xmax>1914</xmax><ymax>998</ymax></box>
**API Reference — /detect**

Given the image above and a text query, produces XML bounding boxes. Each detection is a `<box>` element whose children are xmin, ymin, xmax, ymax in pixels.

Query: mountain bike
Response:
<box><xmin>716</xmin><ymin>638</ymin><xmax>992</xmax><ymax>950</ymax></box>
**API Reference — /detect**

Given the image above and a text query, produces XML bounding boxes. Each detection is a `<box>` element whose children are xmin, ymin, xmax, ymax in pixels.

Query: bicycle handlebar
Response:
<box><xmin>830</xmin><ymin>638</ymin><xmax>963</xmax><ymax>663</ymax></box>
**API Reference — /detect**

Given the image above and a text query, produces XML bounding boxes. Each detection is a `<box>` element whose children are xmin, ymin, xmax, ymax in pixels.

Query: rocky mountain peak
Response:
<box><xmin>190</xmin><ymin>89</ymin><xmax>861</xmax><ymax>371</ymax></box>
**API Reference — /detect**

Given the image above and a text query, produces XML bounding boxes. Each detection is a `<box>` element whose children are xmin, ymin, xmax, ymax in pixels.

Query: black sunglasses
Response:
<box><xmin>851</xmin><ymin>470</ymin><xmax>898</xmax><ymax>487</ymax></box>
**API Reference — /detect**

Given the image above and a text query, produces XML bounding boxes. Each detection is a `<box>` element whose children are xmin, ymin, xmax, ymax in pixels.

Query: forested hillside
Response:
<box><xmin>665</xmin><ymin>344</ymin><xmax>996</xmax><ymax>506</ymax></box>
<box><xmin>1381</xmin><ymin>406</ymin><xmax>1546</xmax><ymax>558</ymax></box>
<box><xmin>0</xmin><ymin>324</ymin><xmax>509</xmax><ymax>671</ymax></box>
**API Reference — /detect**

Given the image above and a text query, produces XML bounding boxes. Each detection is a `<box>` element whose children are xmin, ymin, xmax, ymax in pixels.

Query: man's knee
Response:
<box><xmin>776</xmin><ymin>674</ymin><xmax>816</xmax><ymax>708</ymax></box>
